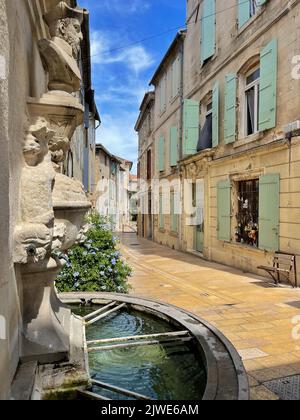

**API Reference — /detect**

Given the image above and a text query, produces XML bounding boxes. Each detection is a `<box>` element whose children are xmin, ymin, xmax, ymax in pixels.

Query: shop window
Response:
<box><xmin>235</xmin><ymin>179</ymin><xmax>259</xmax><ymax>247</ymax></box>
<box><xmin>197</xmin><ymin>102</ymin><xmax>212</xmax><ymax>151</ymax></box>
<box><xmin>245</xmin><ymin>68</ymin><xmax>260</xmax><ymax>136</ymax></box>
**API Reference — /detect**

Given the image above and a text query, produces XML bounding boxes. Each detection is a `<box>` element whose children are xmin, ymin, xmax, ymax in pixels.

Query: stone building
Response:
<box><xmin>94</xmin><ymin>144</ymin><xmax>133</xmax><ymax>232</ymax></box>
<box><xmin>137</xmin><ymin>0</ymin><xmax>300</xmax><ymax>284</ymax></box>
<box><xmin>0</xmin><ymin>0</ymin><xmax>95</xmax><ymax>399</ymax></box>
<box><xmin>135</xmin><ymin>91</ymin><xmax>155</xmax><ymax>238</ymax></box>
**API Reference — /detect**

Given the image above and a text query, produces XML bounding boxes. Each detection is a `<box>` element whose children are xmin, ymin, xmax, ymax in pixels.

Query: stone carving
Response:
<box><xmin>14</xmin><ymin>118</ymin><xmax>56</xmax><ymax>264</ymax></box>
<box><xmin>38</xmin><ymin>2</ymin><xmax>86</xmax><ymax>94</ymax></box>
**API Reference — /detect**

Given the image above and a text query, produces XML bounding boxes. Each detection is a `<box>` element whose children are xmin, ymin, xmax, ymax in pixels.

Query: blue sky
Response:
<box><xmin>80</xmin><ymin>0</ymin><xmax>186</xmax><ymax>172</ymax></box>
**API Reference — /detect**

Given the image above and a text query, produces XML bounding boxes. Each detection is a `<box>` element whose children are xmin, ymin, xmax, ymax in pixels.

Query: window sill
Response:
<box><xmin>170</xmin><ymin>231</ymin><xmax>179</xmax><ymax>238</ymax></box>
<box><xmin>159</xmin><ymin>228</ymin><xmax>166</xmax><ymax>233</ymax></box>
<box><xmin>222</xmin><ymin>241</ymin><xmax>269</xmax><ymax>255</ymax></box>
<box><xmin>170</xmin><ymin>93</ymin><xmax>180</xmax><ymax>106</ymax></box>
<box><xmin>234</xmin><ymin>132</ymin><xmax>264</xmax><ymax>148</ymax></box>
<box><xmin>159</xmin><ymin>109</ymin><xmax>167</xmax><ymax>118</ymax></box>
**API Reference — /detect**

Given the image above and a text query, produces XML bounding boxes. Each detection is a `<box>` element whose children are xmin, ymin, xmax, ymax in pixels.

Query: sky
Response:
<box><xmin>79</xmin><ymin>0</ymin><xmax>186</xmax><ymax>173</ymax></box>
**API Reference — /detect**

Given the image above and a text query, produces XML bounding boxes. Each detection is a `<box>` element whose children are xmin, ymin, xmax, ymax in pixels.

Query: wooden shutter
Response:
<box><xmin>224</xmin><ymin>74</ymin><xmax>237</xmax><ymax>144</ymax></box>
<box><xmin>159</xmin><ymin>193</ymin><xmax>164</xmax><ymax>229</ymax></box>
<box><xmin>170</xmin><ymin>126</ymin><xmax>178</xmax><ymax>167</ymax></box>
<box><xmin>238</xmin><ymin>0</ymin><xmax>250</xmax><ymax>28</ymax></box>
<box><xmin>217</xmin><ymin>180</ymin><xmax>231</xmax><ymax>241</ymax></box>
<box><xmin>212</xmin><ymin>81</ymin><xmax>219</xmax><ymax>147</ymax></box>
<box><xmin>259</xmin><ymin>39</ymin><xmax>278</xmax><ymax>131</ymax></box>
<box><xmin>201</xmin><ymin>0</ymin><xmax>216</xmax><ymax>63</ymax></box>
<box><xmin>183</xmin><ymin>99</ymin><xmax>200</xmax><ymax>156</ymax></box>
<box><xmin>157</xmin><ymin>136</ymin><xmax>165</xmax><ymax>172</ymax></box>
<box><xmin>259</xmin><ymin>173</ymin><xmax>280</xmax><ymax>251</ymax></box>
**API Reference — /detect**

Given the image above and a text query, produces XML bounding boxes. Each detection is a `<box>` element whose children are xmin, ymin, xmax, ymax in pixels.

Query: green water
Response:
<box><xmin>71</xmin><ymin>305</ymin><xmax>207</xmax><ymax>400</ymax></box>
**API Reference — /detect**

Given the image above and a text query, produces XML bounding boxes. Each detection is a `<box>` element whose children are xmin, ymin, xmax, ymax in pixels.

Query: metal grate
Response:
<box><xmin>263</xmin><ymin>376</ymin><xmax>300</xmax><ymax>401</ymax></box>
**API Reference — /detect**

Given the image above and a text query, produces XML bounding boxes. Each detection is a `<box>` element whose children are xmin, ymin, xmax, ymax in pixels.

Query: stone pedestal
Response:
<box><xmin>21</xmin><ymin>258</ymin><xmax>71</xmax><ymax>364</ymax></box>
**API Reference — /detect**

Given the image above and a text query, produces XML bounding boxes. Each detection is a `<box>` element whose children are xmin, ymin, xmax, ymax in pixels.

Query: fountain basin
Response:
<box><xmin>60</xmin><ymin>293</ymin><xmax>249</xmax><ymax>401</ymax></box>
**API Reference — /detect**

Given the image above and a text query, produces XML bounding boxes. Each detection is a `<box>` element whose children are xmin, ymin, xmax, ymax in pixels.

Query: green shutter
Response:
<box><xmin>170</xmin><ymin>126</ymin><xmax>178</xmax><ymax>167</ymax></box>
<box><xmin>217</xmin><ymin>180</ymin><xmax>231</xmax><ymax>242</ymax></box>
<box><xmin>183</xmin><ymin>99</ymin><xmax>200</xmax><ymax>156</ymax></box>
<box><xmin>259</xmin><ymin>173</ymin><xmax>280</xmax><ymax>252</ymax></box>
<box><xmin>160</xmin><ymin>76</ymin><xmax>166</xmax><ymax>113</ymax></box>
<box><xmin>224</xmin><ymin>74</ymin><xmax>237</xmax><ymax>144</ymax></box>
<box><xmin>212</xmin><ymin>81</ymin><xmax>219</xmax><ymax>147</ymax></box>
<box><xmin>157</xmin><ymin>136</ymin><xmax>165</xmax><ymax>172</ymax></box>
<box><xmin>170</xmin><ymin>192</ymin><xmax>178</xmax><ymax>233</ymax></box>
<box><xmin>159</xmin><ymin>193</ymin><xmax>164</xmax><ymax>229</ymax></box>
<box><xmin>238</xmin><ymin>0</ymin><xmax>250</xmax><ymax>28</ymax></box>
<box><xmin>201</xmin><ymin>0</ymin><xmax>216</xmax><ymax>63</ymax></box>
<box><xmin>172</xmin><ymin>56</ymin><xmax>181</xmax><ymax>98</ymax></box>
<box><xmin>259</xmin><ymin>39</ymin><xmax>277</xmax><ymax>131</ymax></box>
<box><xmin>257</xmin><ymin>0</ymin><xmax>268</xmax><ymax>5</ymax></box>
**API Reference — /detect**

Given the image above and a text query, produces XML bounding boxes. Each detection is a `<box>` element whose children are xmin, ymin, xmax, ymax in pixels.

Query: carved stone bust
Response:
<box><xmin>38</xmin><ymin>2</ymin><xmax>87</xmax><ymax>94</ymax></box>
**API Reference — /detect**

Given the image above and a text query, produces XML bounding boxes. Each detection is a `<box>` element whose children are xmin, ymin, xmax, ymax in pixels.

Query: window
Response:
<box><xmin>147</xmin><ymin>149</ymin><xmax>152</xmax><ymax>180</ymax></box>
<box><xmin>235</xmin><ymin>179</ymin><xmax>259</xmax><ymax>247</ymax></box>
<box><xmin>245</xmin><ymin>68</ymin><xmax>260</xmax><ymax>136</ymax></box>
<box><xmin>159</xmin><ymin>193</ymin><xmax>164</xmax><ymax>229</ymax></box>
<box><xmin>160</xmin><ymin>76</ymin><xmax>167</xmax><ymax>114</ymax></box>
<box><xmin>250</xmin><ymin>0</ymin><xmax>259</xmax><ymax>18</ymax></box>
<box><xmin>170</xmin><ymin>191</ymin><xmax>179</xmax><ymax>233</ymax></box>
<box><xmin>198</xmin><ymin>102</ymin><xmax>212</xmax><ymax>151</ymax></box>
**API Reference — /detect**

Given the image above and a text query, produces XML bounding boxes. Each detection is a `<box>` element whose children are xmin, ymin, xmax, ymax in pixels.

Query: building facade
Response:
<box><xmin>137</xmin><ymin>0</ymin><xmax>300</xmax><ymax>285</ymax></box>
<box><xmin>135</xmin><ymin>92</ymin><xmax>155</xmax><ymax>238</ymax></box>
<box><xmin>94</xmin><ymin>144</ymin><xmax>134</xmax><ymax>232</ymax></box>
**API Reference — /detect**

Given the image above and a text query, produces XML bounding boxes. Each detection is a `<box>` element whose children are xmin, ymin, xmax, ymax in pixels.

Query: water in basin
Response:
<box><xmin>72</xmin><ymin>305</ymin><xmax>207</xmax><ymax>400</ymax></box>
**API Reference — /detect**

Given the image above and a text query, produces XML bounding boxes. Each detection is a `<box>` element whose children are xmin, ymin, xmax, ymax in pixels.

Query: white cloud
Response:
<box><xmin>94</xmin><ymin>0</ymin><xmax>150</xmax><ymax>15</ymax></box>
<box><xmin>91</xmin><ymin>31</ymin><xmax>154</xmax><ymax>74</ymax></box>
<box><xmin>97</xmin><ymin>111</ymin><xmax>138</xmax><ymax>168</ymax></box>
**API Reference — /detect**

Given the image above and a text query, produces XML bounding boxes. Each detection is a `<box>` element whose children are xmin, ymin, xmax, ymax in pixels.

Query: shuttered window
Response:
<box><xmin>224</xmin><ymin>74</ymin><xmax>237</xmax><ymax>144</ymax></box>
<box><xmin>157</xmin><ymin>136</ymin><xmax>165</xmax><ymax>173</ymax></box>
<box><xmin>201</xmin><ymin>0</ymin><xmax>216</xmax><ymax>63</ymax></box>
<box><xmin>159</xmin><ymin>193</ymin><xmax>164</xmax><ymax>229</ymax></box>
<box><xmin>259</xmin><ymin>173</ymin><xmax>280</xmax><ymax>252</ymax></box>
<box><xmin>259</xmin><ymin>39</ymin><xmax>277</xmax><ymax>131</ymax></box>
<box><xmin>171</xmin><ymin>56</ymin><xmax>181</xmax><ymax>99</ymax></box>
<box><xmin>217</xmin><ymin>180</ymin><xmax>231</xmax><ymax>242</ymax></box>
<box><xmin>160</xmin><ymin>76</ymin><xmax>167</xmax><ymax>113</ymax></box>
<box><xmin>212</xmin><ymin>81</ymin><xmax>219</xmax><ymax>147</ymax></box>
<box><xmin>170</xmin><ymin>126</ymin><xmax>178</xmax><ymax>167</ymax></box>
<box><xmin>183</xmin><ymin>99</ymin><xmax>200</xmax><ymax>156</ymax></box>
<box><xmin>238</xmin><ymin>0</ymin><xmax>268</xmax><ymax>28</ymax></box>
<box><xmin>170</xmin><ymin>191</ymin><xmax>179</xmax><ymax>233</ymax></box>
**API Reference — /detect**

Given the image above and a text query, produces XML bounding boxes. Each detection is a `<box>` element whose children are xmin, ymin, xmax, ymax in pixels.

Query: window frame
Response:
<box><xmin>244</xmin><ymin>66</ymin><xmax>260</xmax><ymax>137</ymax></box>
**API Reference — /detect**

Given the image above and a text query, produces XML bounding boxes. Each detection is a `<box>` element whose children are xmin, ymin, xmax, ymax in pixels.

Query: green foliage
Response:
<box><xmin>55</xmin><ymin>212</ymin><xmax>132</xmax><ymax>294</ymax></box>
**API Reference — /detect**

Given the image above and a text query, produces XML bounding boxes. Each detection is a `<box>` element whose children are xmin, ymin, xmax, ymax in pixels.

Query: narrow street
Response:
<box><xmin>120</xmin><ymin>233</ymin><xmax>300</xmax><ymax>400</ymax></box>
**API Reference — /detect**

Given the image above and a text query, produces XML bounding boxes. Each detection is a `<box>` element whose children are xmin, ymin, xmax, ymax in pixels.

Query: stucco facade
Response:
<box><xmin>137</xmin><ymin>0</ymin><xmax>300</xmax><ymax>286</ymax></box>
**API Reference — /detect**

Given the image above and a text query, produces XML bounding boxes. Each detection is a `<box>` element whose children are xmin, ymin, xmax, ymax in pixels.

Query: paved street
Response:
<box><xmin>120</xmin><ymin>233</ymin><xmax>300</xmax><ymax>400</ymax></box>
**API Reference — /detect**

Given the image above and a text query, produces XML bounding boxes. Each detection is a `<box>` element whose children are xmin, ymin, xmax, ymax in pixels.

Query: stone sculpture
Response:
<box><xmin>14</xmin><ymin>2</ymin><xmax>91</xmax><ymax>366</ymax></box>
<box><xmin>14</xmin><ymin>118</ymin><xmax>56</xmax><ymax>264</ymax></box>
<box><xmin>38</xmin><ymin>1</ymin><xmax>86</xmax><ymax>94</ymax></box>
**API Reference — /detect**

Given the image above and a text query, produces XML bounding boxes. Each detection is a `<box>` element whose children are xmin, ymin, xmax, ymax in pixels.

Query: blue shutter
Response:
<box><xmin>224</xmin><ymin>74</ymin><xmax>237</xmax><ymax>144</ymax></box>
<box><xmin>183</xmin><ymin>99</ymin><xmax>200</xmax><ymax>156</ymax></box>
<box><xmin>259</xmin><ymin>39</ymin><xmax>278</xmax><ymax>131</ymax></box>
<box><xmin>201</xmin><ymin>0</ymin><xmax>216</xmax><ymax>63</ymax></box>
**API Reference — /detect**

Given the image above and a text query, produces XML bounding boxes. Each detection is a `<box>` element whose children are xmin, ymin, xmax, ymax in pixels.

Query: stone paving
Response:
<box><xmin>119</xmin><ymin>233</ymin><xmax>300</xmax><ymax>400</ymax></box>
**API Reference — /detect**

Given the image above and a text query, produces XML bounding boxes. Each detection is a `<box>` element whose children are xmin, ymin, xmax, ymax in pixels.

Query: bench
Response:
<box><xmin>258</xmin><ymin>252</ymin><xmax>297</xmax><ymax>288</ymax></box>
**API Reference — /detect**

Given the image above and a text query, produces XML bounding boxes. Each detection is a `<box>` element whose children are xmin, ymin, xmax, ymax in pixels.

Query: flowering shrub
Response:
<box><xmin>55</xmin><ymin>212</ymin><xmax>132</xmax><ymax>293</ymax></box>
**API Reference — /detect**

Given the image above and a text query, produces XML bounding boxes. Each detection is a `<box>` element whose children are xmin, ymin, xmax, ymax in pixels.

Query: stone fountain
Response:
<box><xmin>13</xmin><ymin>1</ymin><xmax>91</xmax><ymax>383</ymax></box>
